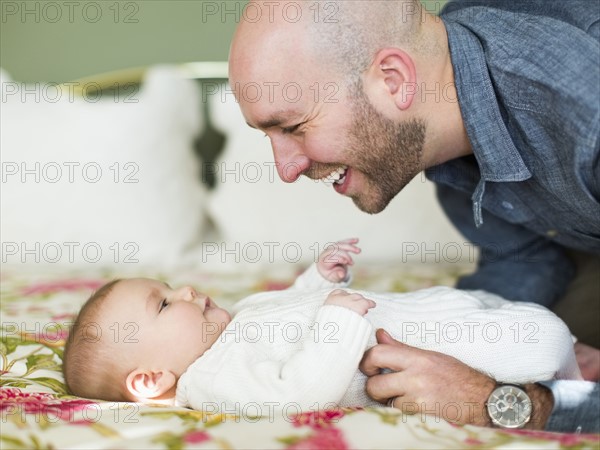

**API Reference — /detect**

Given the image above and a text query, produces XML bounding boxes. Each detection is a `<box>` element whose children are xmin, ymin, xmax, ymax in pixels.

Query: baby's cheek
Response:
<box><xmin>175</xmin><ymin>310</ymin><xmax>204</xmax><ymax>331</ymax></box>
<box><xmin>220</xmin><ymin>310</ymin><xmax>232</xmax><ymax>323</ymax></box>
<box><xmin>212</xmin><ymin>309</ymin><xmax>232</xmax><ymax>328</ymax></box>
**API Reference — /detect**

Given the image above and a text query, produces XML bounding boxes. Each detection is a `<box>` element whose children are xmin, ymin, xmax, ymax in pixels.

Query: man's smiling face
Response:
<box><xmin>229</xmin><ymin>10</ymin><xmax>426</xmax><ymax>214</ymax></box>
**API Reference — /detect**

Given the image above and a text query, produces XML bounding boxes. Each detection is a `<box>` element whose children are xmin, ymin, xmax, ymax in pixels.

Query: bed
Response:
<box><xmin>1</xmin><ymin>65</ymin><xmax>598</xmax><ymax>449</ymax></box>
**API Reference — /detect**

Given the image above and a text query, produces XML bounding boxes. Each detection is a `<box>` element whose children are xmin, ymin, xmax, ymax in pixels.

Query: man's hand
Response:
<box><xmin>360</xmin><ymin>329</ymin><xmax>497</xmax><ymax>426</ymax></box>
<box><xmin>360</xmin><ymin>329</ymin><xmax>554</xmax><ymax>429</ymax></box>
<box><xmin>575</xmin><ymin>342</ymin><xmax>600</xmax><ymax>381</ymax></box>
<box><xmin>317</xmin><ymin>238</ymin><xmax>361</xmax><ymax>283</ymax></box>
<box><xmin>324</xmin><ymin>289</ymin><xmax>375</xmax><ymax>316</ymax></box>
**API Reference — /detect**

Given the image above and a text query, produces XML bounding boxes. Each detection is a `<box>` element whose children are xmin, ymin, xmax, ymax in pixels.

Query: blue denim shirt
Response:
<box><xmin>425</xmin><ymin>0</ymin><xmax>600</xmax><ymax>307</ymax></box>
<box><xmin>539</xmin><ymin>380</ymin><xmax>600</xmax><ymax>433</ymax></box>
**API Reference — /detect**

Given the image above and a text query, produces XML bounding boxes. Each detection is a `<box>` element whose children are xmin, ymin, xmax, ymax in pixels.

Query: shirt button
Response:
<box><xmin>546</xmin><ymin>230</ymin><xmax>558</xmax><ymax>238</ymax></box>
<box><xmin>502</xmin><ymin>201</ymin><xmax>514</xmax><ymax>210</ymax></box>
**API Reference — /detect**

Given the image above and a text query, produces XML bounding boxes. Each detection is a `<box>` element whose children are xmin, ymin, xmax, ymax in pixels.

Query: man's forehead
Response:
<box><xmin>230</xmin><ymin>41</ymin><xmax>306</xmax><ymax>84</ymax></box>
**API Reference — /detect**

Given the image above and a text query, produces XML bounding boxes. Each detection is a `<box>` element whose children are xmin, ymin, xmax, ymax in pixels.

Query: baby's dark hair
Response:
<box><xmin>63</xmin><ymin>279</ymin><xmax>130</xmax><ymax>401</ymax></box>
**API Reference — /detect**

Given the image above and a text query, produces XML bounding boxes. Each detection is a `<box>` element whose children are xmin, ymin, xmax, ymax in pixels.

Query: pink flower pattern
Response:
<box><xmin>291</xmin><ymin>409</ymin><xmax>346</xmax><ymax>429</ymax></box>
<box><xmin>183</xmin><ymin>430</ymin><xmax>211</xmax><ymax>444</ymax></box>
<box><xmin>21</xmin><ymin>279</ymin><xmax>106</xmax><ymax>296</ymax></box>
<box><xmin>286</xmin><ymin>427</ymin><xmax>349</xmax><ymax>450</ymax></box>
<box><xmin>1</xmin><ymin>388</ymin><xmax>97</xmax><ymax>422</ymax></box>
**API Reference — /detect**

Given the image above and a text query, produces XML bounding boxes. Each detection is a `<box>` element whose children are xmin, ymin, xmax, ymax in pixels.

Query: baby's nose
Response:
<box><xmin>182</xmin><ymin>286</ymin><xmax>197</xmax><ymax>302</ymax></box>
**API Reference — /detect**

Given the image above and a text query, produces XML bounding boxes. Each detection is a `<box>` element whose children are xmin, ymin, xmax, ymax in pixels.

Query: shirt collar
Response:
<box><xmin>442</xmin><ymin>18</ymin><xmax>532</xmax><ymax>183</ymax></box>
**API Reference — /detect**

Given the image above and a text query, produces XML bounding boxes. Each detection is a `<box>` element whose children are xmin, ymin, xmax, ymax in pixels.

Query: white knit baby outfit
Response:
<box><xmin>176</xmin><ymin>265</ymin><xmax>580</xmax><ymax>412</ymax></box>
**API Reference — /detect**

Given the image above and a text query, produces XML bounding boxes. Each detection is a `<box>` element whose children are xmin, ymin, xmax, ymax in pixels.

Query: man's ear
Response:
<box><xmin>366</xmin><ymin>48</ymin><xmax>417</xmax><ymax>111</ymax></box>
<box><xmin>125</xmin><ymin>369</ymin><xmax>176</xmax><ymax>401</ymax></box>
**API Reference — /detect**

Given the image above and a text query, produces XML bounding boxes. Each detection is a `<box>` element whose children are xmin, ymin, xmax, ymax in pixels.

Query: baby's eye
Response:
<box><xmin>159</xmin><ymin>299</ymin><xmax>169</xmax><ymax>312</ymax></box>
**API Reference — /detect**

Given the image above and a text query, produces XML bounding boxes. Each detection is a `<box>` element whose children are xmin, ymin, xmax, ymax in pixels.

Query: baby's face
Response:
<box><xmin>102</xmin><ymin>278</ymin><xmax>231</xmax><ymax>377</ymax></box>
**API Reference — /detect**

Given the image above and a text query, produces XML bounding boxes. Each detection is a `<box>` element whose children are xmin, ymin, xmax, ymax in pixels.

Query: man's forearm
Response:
<box><xmin>524</xmin><ymin>383</ymin><xmax>554</xmax><ymax>429</ymax></box>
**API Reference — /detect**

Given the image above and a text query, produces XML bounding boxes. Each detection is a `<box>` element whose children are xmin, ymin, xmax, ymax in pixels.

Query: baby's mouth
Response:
<box><xmin>197</xmin><ymin>296</ymin><xmax>211</xmax><ymax>311</ymax></box>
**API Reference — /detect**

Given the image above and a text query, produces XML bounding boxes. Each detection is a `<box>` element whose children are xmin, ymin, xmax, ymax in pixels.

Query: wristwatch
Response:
<box><xmin>486</xmin><ymin>383</ymin><xmax>532</xmax><ymax>428</ymax></box>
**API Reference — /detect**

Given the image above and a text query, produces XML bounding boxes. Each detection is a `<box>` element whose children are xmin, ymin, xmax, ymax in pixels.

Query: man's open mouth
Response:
<box><xmin>320</xmin><ymin>165</ymin><xmax>348</xmax><ymax>186</ymax></box>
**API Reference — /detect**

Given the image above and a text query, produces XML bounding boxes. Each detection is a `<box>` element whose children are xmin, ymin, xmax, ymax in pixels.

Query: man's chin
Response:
<box><xmin>351</xmin><ymin>176</ymin><xmax>416</xmax><ymax>214</ymax></box>
<box><xmin>351</xmin><ymin>195</ymin><xmax>389</xmax><ymax>215</ymax></box>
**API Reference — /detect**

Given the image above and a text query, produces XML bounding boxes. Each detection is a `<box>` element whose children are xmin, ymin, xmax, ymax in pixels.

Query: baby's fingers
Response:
<box><xmin>323</xmin><ymin>247</ymin><xmax>358</xmax><ymax>265</ymax></box>
<box><xmin>356</xmin><ymin>297</ymin><xmax>377</xmax><ymax>315</ymax></box>
<box><xmin>334</xmin><ymin>239</ymin><xmax>361</xmax><ymax>254</ymax></box>
<box><xmin>336</xmin><ymin>237</ymin><xmax>360</xmax><ymax>246</ymax></box>
<box><xmin>362</xmin><ymin>298</ymin><xmax>377</xmax><ymax>310</ymax></box>
<box><xmin>333</xmin><ymin>251</ymin><xmax>354</xmax><ymax>266</ymax></box>
<box><xmin>328</xmin><ymin>289</ymin><xmax>348</xmax><ymax>296</ymax></box>
<box><xmin>334</xmin><ymin>268</ymin><xmax>347</xmax><ymax>281</ymax></box>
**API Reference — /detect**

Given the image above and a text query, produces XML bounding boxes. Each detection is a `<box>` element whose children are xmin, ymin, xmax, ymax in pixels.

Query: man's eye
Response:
<box><xmin>159</xmin><ymin>299</ymin><xmax>169</xmax><ymax>312</ymax></box>
<box><xmin>282</xmin><ymin>124</ymin><xmax>301</xmax><ymax>134</ymax></box>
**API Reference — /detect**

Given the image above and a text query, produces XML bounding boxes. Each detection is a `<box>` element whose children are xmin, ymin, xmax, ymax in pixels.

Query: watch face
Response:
<box><xmin>487</xmin><ymin>385</ymin><xmax>532</xmax><ymax>428</ymax></box>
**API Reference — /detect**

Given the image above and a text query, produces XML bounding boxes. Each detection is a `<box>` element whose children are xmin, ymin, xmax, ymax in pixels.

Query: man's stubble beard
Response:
<box><xmin>346</xmin><ymin>81</ymin><xmax>426</xmax><ymax>214</ymax></box>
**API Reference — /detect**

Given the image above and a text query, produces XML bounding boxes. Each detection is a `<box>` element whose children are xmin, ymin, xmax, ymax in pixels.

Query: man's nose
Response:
<box><xmin>271</xmin><ymin>139</ymin><xmax>311</xmax><ymax>183</ymax></box>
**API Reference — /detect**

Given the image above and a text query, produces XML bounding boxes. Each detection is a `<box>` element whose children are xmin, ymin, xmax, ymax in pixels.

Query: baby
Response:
<box><xmin>63</xmin><ymin>238</ymin><xmax>580</xmax><ymax>412</ymax></box>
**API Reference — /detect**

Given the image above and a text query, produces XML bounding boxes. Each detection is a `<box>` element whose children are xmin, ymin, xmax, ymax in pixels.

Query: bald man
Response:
<box><xmin>229</xmin><ymin>0</ymin><xmax>599</xmax><ymax>433</ymax></box>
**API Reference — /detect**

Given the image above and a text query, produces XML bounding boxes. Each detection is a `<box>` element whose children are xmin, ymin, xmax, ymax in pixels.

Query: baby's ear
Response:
<box><xmin>125</xmin><ymin>369</ymin><xmax>176</xmax><ymax>401</ymax></box>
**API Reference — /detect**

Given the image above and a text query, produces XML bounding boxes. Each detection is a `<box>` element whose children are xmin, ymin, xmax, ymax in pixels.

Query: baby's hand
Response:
<box><xmin>317</xmin><ymin>238</ymin><xmax>361</xmax><ymax>283</ymax></box>
<box><xmin>325</xmin><ymin>289</ymin><xmax>376</xmax><ymax>316</ymax></box>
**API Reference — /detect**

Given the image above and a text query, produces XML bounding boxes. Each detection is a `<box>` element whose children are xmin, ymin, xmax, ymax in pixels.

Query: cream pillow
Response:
<box><xmin>1</xmin><ymin>66</ymin><xmax>208</xmax><ymax>270</ymax></box>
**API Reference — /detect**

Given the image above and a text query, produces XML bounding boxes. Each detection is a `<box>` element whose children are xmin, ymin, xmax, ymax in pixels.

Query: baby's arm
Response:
<box><xmin>181</xmin><ymin>304</ymin><xmax>373</xmax><ymax>412</ymax></box>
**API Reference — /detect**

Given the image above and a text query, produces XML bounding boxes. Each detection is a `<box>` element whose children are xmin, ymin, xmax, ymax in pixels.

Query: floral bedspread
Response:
<box><xmin>1</xmin><ymin>263</ymin><xmax>599</xmax><ymax>449</ymax></box>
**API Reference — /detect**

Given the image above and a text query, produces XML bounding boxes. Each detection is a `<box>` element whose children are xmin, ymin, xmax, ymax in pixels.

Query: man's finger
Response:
<box><xmin>376</xmin><ymin>328</ymin><xmax>400</xmax><ymax>345</ymax></box>
<box><xmin>359</xmin><ymin>343</ymin><xmax>413</xmax><ymax>375</ymax></box>
<box><xmin>365</xmin><ymin>372</ymin><xmax>408</xmax><ymax>403</ymax></box>
<box><xmin>393</xmin><ymin>397</ymin><xmax>423</xmax><ymax>415</ymax></box>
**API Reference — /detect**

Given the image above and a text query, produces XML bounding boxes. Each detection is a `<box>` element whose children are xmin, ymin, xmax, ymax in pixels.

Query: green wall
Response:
<box><xmin>1</xmin><ymin>0</ymin><xmax>446</xmax><ymax>82</ymax></box>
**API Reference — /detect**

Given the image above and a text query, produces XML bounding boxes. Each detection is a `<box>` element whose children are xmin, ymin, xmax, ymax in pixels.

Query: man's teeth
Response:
<box><xmin>322</xmin><ymin>166</ymin><xmax>348</xmax><ymax>185</ymax></box>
